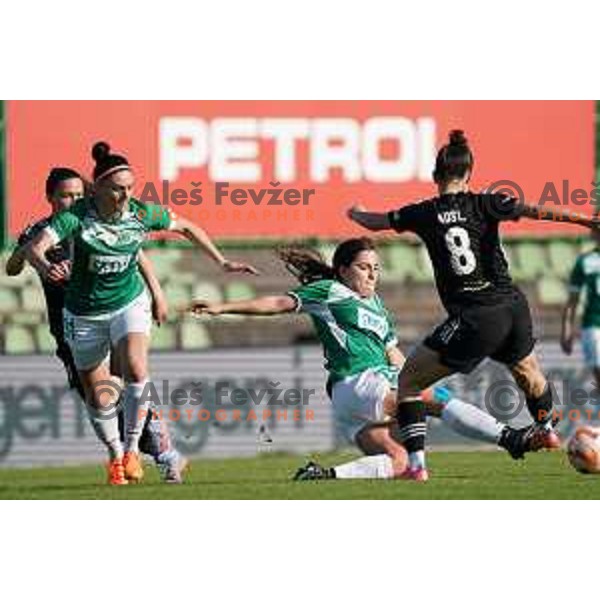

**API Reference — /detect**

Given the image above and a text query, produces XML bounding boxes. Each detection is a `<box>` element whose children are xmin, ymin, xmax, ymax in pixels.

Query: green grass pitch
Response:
<box><xmin>1</xmin><ymin>451</ymin><xmax>600</xmax><ymax>499</ymax></box>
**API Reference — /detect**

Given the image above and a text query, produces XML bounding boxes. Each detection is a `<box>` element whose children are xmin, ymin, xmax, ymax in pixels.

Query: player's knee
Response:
<box><xmin>397</xmin><ymin>378</ymin><xmax>423</xmax><ymax>400</ymax></box>
<box><xmin>123</xmin><ymin>359</ymin><xmax>148</xmax><ymax>383</ymax></box>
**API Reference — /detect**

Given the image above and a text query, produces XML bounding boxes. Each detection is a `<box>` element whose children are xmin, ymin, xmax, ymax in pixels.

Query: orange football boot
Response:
<box><xmin>107</xmin><ymin>458</ymin><xmax>128</xmax><ymax>486</ymax></box>
<box><xmin>123</xmin><ymin>451</ymin><xmax>144</xmax><ymax>483</ymax></box>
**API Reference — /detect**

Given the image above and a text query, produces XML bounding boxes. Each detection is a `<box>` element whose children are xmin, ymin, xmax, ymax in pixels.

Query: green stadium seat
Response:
<box><xmin>21</xmin><ymin>284</ymin><xmax>47</xmax><ymax>312</ymax></box>
<box><xmin>382</xmin><ymin>244</ymin><xmax>419</xmax><ymax>283</ymax></box>
<box><xmin>577</xmin><ymin>238</ymin><xmax>595</xmax><ymax>255</ymax></box>
<box><xmin>537</xmin><ymin>278</ymin><xmax>569</xmax><ymax>305</ymax></box>
<box><xmin>548</xmin><ymin>240</ymin><xmax>577</xmax><ymax>278</ymax></box>
<box><xmin>511</xmin><ymin>242</ymin><xmax>548</xmax><ymax>282</ymax></box>
<box><xmin>181</xmin><ymin>318</ymin><xmax>212</xmax><ymax>350</ymax></box>
<box><xmin>192</xmin><ymin>281</ymin><xmax>223</xmax><ymax>303</ymax></box>
<box><xmin>224</xmin><ymin>282</ymin><xmax>255</xmax><ymax>302</ymax></box>
<box><xmin>5</xmin><ymin>325</ymin><xmax>36</xmax><ymax>354</ymax></box>
<box><xmin>169</xmin><ymin>271</ymin><xmax>198</xmax><ymax>286</ymax></box>
<box><xmin>164</xmin><ymin>283</ymin><xmax>191</xmax><ymax>309</ymax></box>
<box><xmin>0</xmin><ymin>288</ymin><xmax>20</xmax><ymax>313</ymax></box>
<box><xmin>0</xmin><ymin>265</ymin><xmax>38</xmax><ymax>288</ymax></box>
<box><xmin>150</xmin><ymin>324</ymin><xmax>177</xmax><ymax>351</ymax></box>
<box><xmin>11</xmin><ymin>311</ymin><xmax>42</xmax><ymax>325</ymax></box>
<box><xmin>35</xmin><ymin>325</ymin><xmax>55</xmax><ymax>354</ymax></box>
<box><xmin>415</xmin><ymin>244</ymin><xmax>434</xmax><ymax>282</ymax></box>
<box><xmin>0</xmin><ymin>273</ymin><xmax>25</xmax><ymax>289</ymax></box>
<box><xmin>144</xmin><ymin>249</ymin><xmax>181</xmax><ymax>281</ymax></box>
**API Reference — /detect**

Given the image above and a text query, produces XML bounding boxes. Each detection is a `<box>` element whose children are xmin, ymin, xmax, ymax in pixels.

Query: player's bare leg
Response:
<box><xmin>111</xmin><ymin>350</ymin><xmax>188</xmax><ymax>483</ymax></box>
<box><xmin>511</xmin><ymin>352</ymin><xmax>561</xmax><ymax>449</ymax></box>
<box><xmin>510</xmin><ymin>351</ymin><xmax>561</xmax><ymax>451</ymax></box>
<box><xmin>79</xmin><ymin>363</ymin><xmax>127</xmax><ymax>485</ymax></box>
<box><xmin>115</xmin><ymin>332</ymin><xmax>151</xmax><ymax>483</ymax></box>
<box><xmin>294</xmin><ymin>424</ymin><xmax>408</xmax><ymax>480</ymax></box>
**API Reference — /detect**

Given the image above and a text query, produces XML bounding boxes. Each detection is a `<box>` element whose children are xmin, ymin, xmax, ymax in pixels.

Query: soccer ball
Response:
<box><xmin>567</xmin><ymin>426</ymin><xmax>600</xmax><ymax>474</ymax></box>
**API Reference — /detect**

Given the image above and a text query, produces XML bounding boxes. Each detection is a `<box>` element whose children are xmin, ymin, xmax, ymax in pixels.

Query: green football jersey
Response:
<box><xmin>569</xmin><ymin>250</ymin><xmax>600</xmax><ymax>328</ymax></box>
<box><xmin>289</xmin><ymin>279</ymin><xmax>399</xmax><ymax>388</ymax></box>
<box><xmin>46</xmin><ymin>197</ymin><xmax>174</xmax><ymax>315</ymax></box>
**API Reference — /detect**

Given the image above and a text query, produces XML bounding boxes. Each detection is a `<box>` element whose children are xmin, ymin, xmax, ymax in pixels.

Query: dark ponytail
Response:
<box><xmin>278</xmin><ymin>237</ymin><xmax>376</xmax><ymax>285</ymax></box>
<box><xmin>277</xmin><ymin>247</ymin><xmax>334</xmax><ymax>285</ymax></box>
<box><xmin>92</xmin><ymin>141</ymin><xmax>130</xmax><ymax>182</ymax></box>
<box><xmin>433</xmin><ymin>129</ymin><xmax>474</xmax><ymax>184</ymax></box>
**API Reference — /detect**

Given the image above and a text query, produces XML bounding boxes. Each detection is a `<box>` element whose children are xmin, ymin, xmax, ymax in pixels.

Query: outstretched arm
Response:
<box><xmin>189</xmin><ymin>295</ymin><xmax>297</xmax><ymax>316</ymax></box>
<box><xmin>171</xmin><ymin>216</ymin><xmax>259</xmax><ymax>275</ymax></box>
<box><xmin>138</xmin><ymin>250</ymin><xmax>168</xmax><ymax>325</ymax></box>
<box><xmin>347</xmin><ymin>205</ymin><xmax>393</xmax><ymax>231</ymax></box>
<box><xmin>5</xmin><ymin>246</ymin><xmax>26</xmax><ymax>276</ymax></box>
<box><xmin>521</xmin><ymin>204</ymin><xmax>598</xmax><ymax>229</ymax></box>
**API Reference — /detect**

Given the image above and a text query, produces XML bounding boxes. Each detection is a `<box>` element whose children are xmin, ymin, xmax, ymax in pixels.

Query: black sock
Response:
<box><xmin>138</xmin><ymin>410</ymin><xmax>157</xmax><ymax>456</ymax></box>
<box><xmin>396</xmin><ymin>400</ymin><xmax>427</xmax><ymax>453</ymax></box>
<box><xmin>526</xmin><ymin>382</ymin><xmax>556</xmax><ymax>425</ymax></box>
<box><xmin>117</xmin><ymin>407</ymin><xmax>126</xmax><ymax>442</ymax></box>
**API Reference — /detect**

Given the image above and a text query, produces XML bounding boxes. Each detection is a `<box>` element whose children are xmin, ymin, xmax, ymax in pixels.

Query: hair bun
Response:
<box><xmin>448</xmin><ymin>130</ymin><xmax>468</xmax><ymax>147</ymax></box>
<box><xmin>92</xmin><ymin>141</ymin><xmax>111</xmax><ymax>163</ymax></box>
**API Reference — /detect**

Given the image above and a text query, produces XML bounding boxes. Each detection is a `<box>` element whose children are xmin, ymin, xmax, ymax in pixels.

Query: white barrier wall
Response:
<box><xmin>0</xmin><ymin>344</ymin><xmax>595</xmax><ymax>467</ymax></box>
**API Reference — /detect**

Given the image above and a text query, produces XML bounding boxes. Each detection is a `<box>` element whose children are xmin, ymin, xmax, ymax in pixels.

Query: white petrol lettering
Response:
<box><xmin>159</xmin><ymin>116</ymin><xmax>437</xmax><ymax>183</ymax></box>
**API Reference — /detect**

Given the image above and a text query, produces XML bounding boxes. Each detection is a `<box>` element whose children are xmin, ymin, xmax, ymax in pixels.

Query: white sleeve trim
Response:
<box><xmin>287</xmin><ymin>292</ymin><xmax>302</xmax><ymax>313</ymax></box>
<box><xmin>385</xmin><ymin>337</ymin><xmax>399</xmax><ymax>349</ymax></box>
<box><xmin>44</xmin><ymin>226</ymin><xmax>61</xmax><ymax>246</ymax></box>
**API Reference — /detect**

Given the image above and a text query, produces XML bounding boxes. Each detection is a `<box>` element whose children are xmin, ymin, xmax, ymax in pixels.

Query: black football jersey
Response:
<box><xmin>388</xmin><ymin>192</ymin><xmax>524</xmax><ymax>311</ymax></box>
<box><xmin>17</xmin><ymin>216</ymin><xmax>72</xmax><ymax>339</ymax></box>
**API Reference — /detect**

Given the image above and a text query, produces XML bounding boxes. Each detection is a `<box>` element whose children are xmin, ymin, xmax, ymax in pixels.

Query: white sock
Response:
<box><xmin>408</xmin><ymin>450</ymin><xmax>426</xmax><ymax>470</ymax></box>
<box><xmin>441</xmin><ymin>398</ymin><xmax>504</xmax><ymax>444</ymax></box>
<box><xmin>123</xmin><ymin>380</ymin><xmax>151</xmax><ymax>453</ymax></box>
<box><xmin>334</xmin><ymin>455</ymin><xmax>394</xmax><ymax>479</ymax></box>
<box><xmin>85</xmin><ymin>399</ymin><xmax>123</xmax><ymax>460</ymax></box>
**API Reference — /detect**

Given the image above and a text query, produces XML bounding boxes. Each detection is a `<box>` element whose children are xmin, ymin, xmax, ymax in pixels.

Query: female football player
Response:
<box><xmin>349</xmin><ymin>130</ymin><xmax>599</xmax><ymax>480</ymax></box>
<box><xmin>7</xmin><ymin>167</ymin><xmax>187</xmax><ymax>482</ymax></box>
<box><xmin>25</xmin><ymin>143</ymin><xmax>258</xmax><ymax>485</ymax></box>
<box><xmin>561</xmin><ymin>228</ymin><xmax>600</xmax><ymax>392</ymax></box>
<box><xmin>188</xmin><ymin>238</ymin><xmax>535</xmax><ymax>481</ymax></box>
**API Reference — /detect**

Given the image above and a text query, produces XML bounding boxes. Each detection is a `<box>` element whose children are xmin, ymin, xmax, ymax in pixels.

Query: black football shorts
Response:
<box><xmin>424</xmin><ymin>288</ymin><xmax>535</xmax><ymax>374</ymax></box>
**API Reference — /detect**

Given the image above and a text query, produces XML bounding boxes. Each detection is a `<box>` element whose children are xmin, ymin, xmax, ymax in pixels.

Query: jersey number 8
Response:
<box><xmin>444</xmin><ymin>226</ymin><xmax>476</xmax><ymax>276</ymax></box>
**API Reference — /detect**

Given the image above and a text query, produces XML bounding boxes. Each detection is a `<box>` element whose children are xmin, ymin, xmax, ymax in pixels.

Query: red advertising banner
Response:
<box><xmin>6</xmin><ymin>101</ymin><xmax>595</xmax><ymax>239</ymax></box>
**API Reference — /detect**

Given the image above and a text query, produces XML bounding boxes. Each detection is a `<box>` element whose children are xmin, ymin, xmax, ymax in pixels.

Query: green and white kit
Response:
<box><xmin>570</xmin><ymin>249</ymin><xmax>600</xmax><ymax>368</ymax></box>
<box><xmin>289</xmin><ymin>279</ymin><xmax>399</xmax><ymax>442</ymax></box>
<box><xmin>46</xmin><ymin>197</ymin><xmax>175</xmax><ymax>369</ymax></box>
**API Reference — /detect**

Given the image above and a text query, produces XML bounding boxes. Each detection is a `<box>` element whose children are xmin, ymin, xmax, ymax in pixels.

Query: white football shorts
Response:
<box><xmin>582</xmin><ymin>327</ymin><xmax>600</xmax><ymax>369</ymax></box>
<box><xmin>330</xmin><ymin>368</ymin><xmax>392</xmax><ymax>444</ymax></box>
<box><xmin>63</xmin><ymin>291</ymin><xmax>152</xmax><ymax>371</ymax></box>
